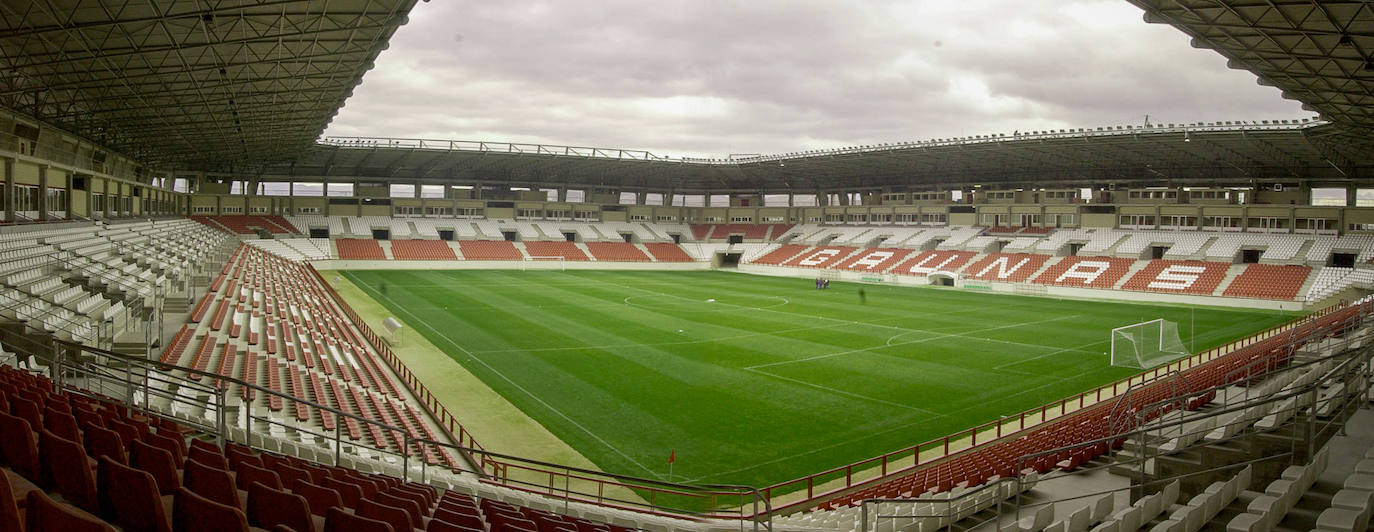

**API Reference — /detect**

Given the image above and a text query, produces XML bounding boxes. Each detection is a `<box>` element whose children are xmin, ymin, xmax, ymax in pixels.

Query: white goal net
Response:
<box><xmin>521</xmin><ymin>256</ymin><xmax>566</xmax><ymax>271</ymax></box>
<box><xmin>1110</xmin><ymin>319</ymin><xmax>1191</xmax><ymax>369</ymax></box>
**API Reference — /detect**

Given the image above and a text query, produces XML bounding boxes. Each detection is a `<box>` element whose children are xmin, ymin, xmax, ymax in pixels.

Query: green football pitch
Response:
<box><xmin>339</xmin><ymin>269</ymin><xmax>1297</xmax><ymax>488</ymax></box>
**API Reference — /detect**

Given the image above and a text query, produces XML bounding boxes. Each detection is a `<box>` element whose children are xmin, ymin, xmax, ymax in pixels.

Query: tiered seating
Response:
<box><xmin>334</xmin><ymin>239</ymin><xmax>386</xmax><ymax>260</ymax></box>
<box><xmin>523</xmin><ymin>241</ymin><xmax>589</xmax><ymax>261</ymax></box>
<box><xmin>1031</xmin><ymin>256</ymin><xmax>1135</xmax><ymax>288</ymax></box>
<box><xmin>1307</xmin><ymin>267</ymin><xmax>1374</xmax><ymax>302</ymax></box>
<box><xmin>782</xmin><ymin>246</ymin><xmax>858</xmax><ymax>268</ymax></box>
<box><xmin>584</xmin><ymin>242</ymin><xmax>650</xmax><ymax>262</ymax></box>
<box><xmin>389</xmin><ymin>240</ymin><xmax>457</xmax><ymax>260</ymax></box>
<box><xmin>888</xmin><ymin>250</ymin><xmax>976</xmax><ymax>276</ymax></box>
<box><xmin>834</xmin><ymin>248</ymin><xmax>914</xmax><ymax>272</ymax></box>
<box><xmin>178</xmin><ymin>244</ymin><xmax>459</xmax><ymax>471</ymax></box>
<box><xmin>750</xmin><ymin>244</ymin><xmax>809</xmax><ymax>265</ymax></box>
<box><xmin>191</xmin><ymin>215</ymin><xmax>299</xmax><ymax>234</ymax></box>
<box><xmin>1222</xmin><ymin>264</ymin><xmax>1312</xmax><ymax>300</ymax></box>
<box><xmin>642</xmin><ymin>243</ymin><xmax>694</xmax><ymax>262</ymax></box>
<box><xmin>1119</xmin><ymin>260</ymin><xmax>1229</xmax><ymax>295</ymax></box>
<box><xmin>0</xmin><ymin>365</ymin><xmax>637</xmax><ymax>532</ymax></box>
<box><xmin>457</xmin><ymin>240</ymin><xmax>522</xmax><ymax>260</ymax></box>
<box><xmin>690</xmin><ymin>224</ymin><xmax>755</xmax><ymax>240</ymax></box>
<box><xmin>961</xmin><ymin>253</ymin><xmax>1051</xmax><ymax>282</ymax></box>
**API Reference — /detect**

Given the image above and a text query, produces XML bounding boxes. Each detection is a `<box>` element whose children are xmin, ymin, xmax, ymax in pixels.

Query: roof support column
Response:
<box><xmin>65</xmin><ymin>174</ymin><xmax>74</xmax><ymax>219</ymax></box>
<box><xmin>2</xmin><ymin>157</ymin><xmax>13</xmax><ymax>223</ymax></box>
<box><xmin>103</xmin><ymin>178</ymin><xmax>111</xmax><ymax>219</ymax></box>
<box><xmin>37</xmin><ymin>164</ymin><xmax>47</xmax><ymax>221</ymax></box>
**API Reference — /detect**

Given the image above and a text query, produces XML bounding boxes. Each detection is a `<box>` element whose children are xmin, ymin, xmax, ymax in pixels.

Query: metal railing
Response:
<box><xmin>319</xmin><ymin>117</ymin><xmax>1325</xmax><ymax>166</ymax></box>
<box><xmin>755</xmin><ymin>299</ymin><xmax>1363</xmax><ymax>514</ymax></box>
<box><xmin>20</xmin><ymin>336</ymin><xmax>771</xmax><ymax>527</ymax></box>
<box><xmin>976</xmin><ymin>336</ymin><xmax>1372</xmax><ymax>532</ymax></box>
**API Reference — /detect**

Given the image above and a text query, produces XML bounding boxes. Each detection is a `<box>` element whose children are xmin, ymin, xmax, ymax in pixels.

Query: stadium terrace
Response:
<box><xmin>1</xmin><ymin>1</ymin><xmax>1374</xmax><ymax>532</ymax></box>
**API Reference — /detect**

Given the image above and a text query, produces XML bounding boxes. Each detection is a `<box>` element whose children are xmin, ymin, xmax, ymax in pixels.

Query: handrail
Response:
<box><xmin>317</xmin><ymin>118</ymin><xmax>1326</xmax><ymax>166</ymax></box>
<box><xmin>301</xmin><ymin>238</ymin><xmax>1359</xmax><ymax>515</ymax></box>
<box><xmin>302</xmin><ymin>263</ymin><xmax>490</xmax><ymax>465</ymax></box>
<box><xmin>47</xmin><ymin>338</ymin><xmax>769</xmax><ymax>522</ymax></box>
<box><xmin>756</xmin><ymin>298</ymin><xmax>1360</xmax><ymax>514</ymax></box>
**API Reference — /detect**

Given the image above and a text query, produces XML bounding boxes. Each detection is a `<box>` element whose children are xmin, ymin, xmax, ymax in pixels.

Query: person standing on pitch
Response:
<box><xmin>858</xmin><ymin>287</ymin><xmax>866</xmax><ymax>303</ymax></box>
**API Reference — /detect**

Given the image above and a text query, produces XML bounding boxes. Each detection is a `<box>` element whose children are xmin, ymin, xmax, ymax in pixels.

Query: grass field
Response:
<box><xmin>339</xmin><ymin>269</ymin><xmax>1297</xmax><ymax>489</ymax></box>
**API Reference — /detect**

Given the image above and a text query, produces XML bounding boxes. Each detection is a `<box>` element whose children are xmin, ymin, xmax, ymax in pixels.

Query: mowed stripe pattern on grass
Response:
<box><xmin>341</xmin><ymin>270</ymin><xmax>1296</xmax><ymax>488</ymax></box>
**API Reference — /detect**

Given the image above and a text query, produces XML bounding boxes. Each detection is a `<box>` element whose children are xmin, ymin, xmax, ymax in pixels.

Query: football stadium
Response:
<box><xmin>1</xmin><ymin>1</ymin><xmax>1373</xmax><ymax>532</ymax></box>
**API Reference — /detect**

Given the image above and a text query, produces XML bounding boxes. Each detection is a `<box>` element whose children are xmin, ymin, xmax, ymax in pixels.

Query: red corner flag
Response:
<box><xmin>668</xmin><ymin>449</ymin><xmax>675</xmax><ymax>464</ymax></box>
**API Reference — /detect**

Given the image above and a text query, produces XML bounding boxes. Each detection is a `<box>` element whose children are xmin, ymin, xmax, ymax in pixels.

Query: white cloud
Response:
<box><xmin>325</xmin><ymin>0</ymin><xmax>1308</xmax><ymax>157</ymax></box>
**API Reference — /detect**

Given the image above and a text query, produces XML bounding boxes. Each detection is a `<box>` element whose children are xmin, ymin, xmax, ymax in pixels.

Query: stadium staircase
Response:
<box><xmin>375</xmin><ymin>239</ymin><xmax>396</xmax><ymax>260</ymax></box>
<box><xmin>1113</xmin><ymin>260</ymin><xmax>1152</xmax><ymax>290</ymax></box>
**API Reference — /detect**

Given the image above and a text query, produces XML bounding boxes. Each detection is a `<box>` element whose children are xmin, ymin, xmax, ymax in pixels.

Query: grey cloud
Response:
<box><xmin>327</xmin><ymin>0</ymin><xmax>1306</xmax><ymax>157</ymax></box>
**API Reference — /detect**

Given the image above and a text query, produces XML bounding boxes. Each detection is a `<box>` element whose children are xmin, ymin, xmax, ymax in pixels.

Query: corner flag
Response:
<box><xmin>668</xmin><ymin>449</ymin><xmax>675</xmax><ymax>464</ymax></box>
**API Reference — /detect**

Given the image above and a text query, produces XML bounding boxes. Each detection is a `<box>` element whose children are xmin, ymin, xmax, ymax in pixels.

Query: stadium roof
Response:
<box><xmin>0</xmin><ymin>0</ymin><xmax>418</xmax><ymax>171</ymax></box>
<box><xmin>1127</xmin><ymin>0</ymin><xmax>1374</xmax><ymax>132</ymax></box>
<box><xmin>259</xmin><ymin>120</ymin><xmax>1371</xmax><ymax>193</ymax></box>
<box><xmin>2</xmin><ymin>0</ymin><xmax>1372</xmax><ymax>191</ymax></box>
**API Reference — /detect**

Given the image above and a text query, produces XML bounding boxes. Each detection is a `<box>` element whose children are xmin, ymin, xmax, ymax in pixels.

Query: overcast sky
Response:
<box><xmin>323</xmin><ymin>0</ymin><xmax>1309</xmax><ymax>158</ymax></box>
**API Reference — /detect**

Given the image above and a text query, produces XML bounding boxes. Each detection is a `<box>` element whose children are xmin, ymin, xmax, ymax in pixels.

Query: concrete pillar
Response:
<box><xmin>64</xmin><ymin>174</ymin><xmax>74</xmax><ymax>219</ymax></box>
<box><xmin>37</xmin><ymin>165</ymin><xmax>47</xmax><ymax>221</ymax></box>
<box><xmin>2</xmin><ymin>158</ymin><xmax>13</xmax><ymax>222</ymax></box>
<box><xmin>102</xmin><ymin>178</ymin><xmax>110</xmax><ymax>218</ymax></box>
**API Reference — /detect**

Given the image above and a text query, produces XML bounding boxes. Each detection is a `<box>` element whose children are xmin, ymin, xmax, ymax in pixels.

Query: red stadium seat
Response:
<box><xmin>172</xmin><ymin>487</ymin><xmax>251</xmax><ymax>532</ymax></box>
<box><xmin>246</xmin><ymin>482</ymin><xmax>317</xmax><ymax>532</ymax></box>
<box><xmin>24</xmin><ymin>490</ymin><xmax>115</xmax><ymax>532</ymax></box>
<box><xmin>38</xmin><ymin>429</ymin><xmax>99</xmax><ymax>511</ymax></box>
<box><xmin>96</xmin><ymin>456</ymin><xmax>172</xmax><ymax>532</ymax></box>
<box><xmin>324</xmin><ymin>506</ymin><xmax>393</xmax><ymax>532</ymax></box>
<box><xmin>130</xmin><ymin>440</ymin><xmax>181</xmax><ymax>495</ymax></box>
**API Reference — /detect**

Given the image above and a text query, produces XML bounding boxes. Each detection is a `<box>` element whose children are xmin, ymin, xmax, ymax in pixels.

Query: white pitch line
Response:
<box><xmin>346</xmin><ymin>276</ymin><xmax>664</xmax><ymax>479</ymax></box>
<box><xmin>989</xmin><ymin>339</ymin><xmax>1111</xmax><ymax>371</ymax></box>
<box><xmin>743</xmin><ymin>367</ymin><xmax>938</xmax><ymax>415</ymax></box>
<box><xmin>746</xmin><ymin>314</ymin><xmax>1084</xmax><ymax>371</ymax></box>
<box><xmin>680</xmin><ymin>410</ymin><xmax>939</xmax><ymax>483</ymax></box>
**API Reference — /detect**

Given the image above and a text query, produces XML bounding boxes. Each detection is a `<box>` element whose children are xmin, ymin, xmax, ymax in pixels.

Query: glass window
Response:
<box><xmin>326</xmin><ymin>183</ymin><xmax>353</xmax><ymax>197</ymax></box>
<box><xmin>1310</xmin><ymin>188</ymin><xmax>1346</xmax><ymax>206</ymax></box>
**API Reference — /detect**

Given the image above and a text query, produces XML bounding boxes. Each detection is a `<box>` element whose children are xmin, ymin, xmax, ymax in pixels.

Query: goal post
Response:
<box><xmin>1110</xmin><ymin>318</ymin><xmax>1191</xmax><ymax>369</ymax></box>
<box><xmin>521</xmin><ymin>256</ymin><xmax>566</xmax><ymax>271</ymax></box>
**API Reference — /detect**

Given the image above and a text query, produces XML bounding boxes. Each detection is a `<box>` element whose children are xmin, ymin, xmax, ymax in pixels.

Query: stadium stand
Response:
<box><xmin>1222</xmin><ymin>264</ymin><xmax>1313</xmax><ymax>300</ymax></box>
<box><xmin>887</xmin><ymin>250</ymin><xmax>977</xmax><ymax>276</ymax></box>
<box><xmin>456</xmin><ymin>240</ymin><xmax>523</xmax><ymax>261</ymax></box>
<box><xmin>751</xmin><ymin>244</ymin><xmax>811</xmax><ymax>266</ymax></box>
<box><xmin>192</xmin><ymin>216</ymin><xmax>300</xmax><ymax>235</ymax></box>
<box><xmin>642</xmin><ymin>242</ymin><xmax>694</xmax><ymax>262</ymax></box>
<box><xmin>334</xmin><ymin>239</ymin><xmax>387</xmax><ymax>260</ymax></box>
<box><xmin>783</xmin><ymin>246</ymin><xmax>859</xmax><ymax>269</ymax></box>
<box><xmin>961</xmin><ymin>253</ymin><xmax>1051</xmax><ymax>283</ymax></box>
<box><xmin>1032</xmin><ymin>256</ymin><xmax>1136</xmax><ymax>288</ymax></box>
<box><xmin>522</xmin><ymin>241</ymin><xmax>590</xmax><ymax>261</ymax></box>
<box><xmin>0</xmin><ymin>364</ymin><xmax>646</xmax><ymax>532</ymax></box>
<box><xmin>584</xmin><ymin>242</ymin><xmax>651</xmax><ymax>262</ymax></box>
<box><xmin>1119</xmin><ymin>260</ymin><xmax>1230</xmax><ymax>296</ymax></box>
<box><xmin>834</xmin><ymin>248</ymin><xmax>914</xmax><ymax>273</ymax></box>
<box><xmin>389</xmin><ymin>240</ymin><xmax>458</xmax><ymax>260</ymax></box>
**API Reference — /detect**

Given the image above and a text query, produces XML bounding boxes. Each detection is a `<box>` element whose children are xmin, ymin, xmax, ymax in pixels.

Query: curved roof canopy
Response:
<box><xmin>1128</xmin><ymin>0</ymin><xmax>1373</xmax><ymax>131</ymax></box>
<box><xmin>0</xmin><ymin>0</ymin><xmax>418</xmax><ymax>171</ymax></box>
